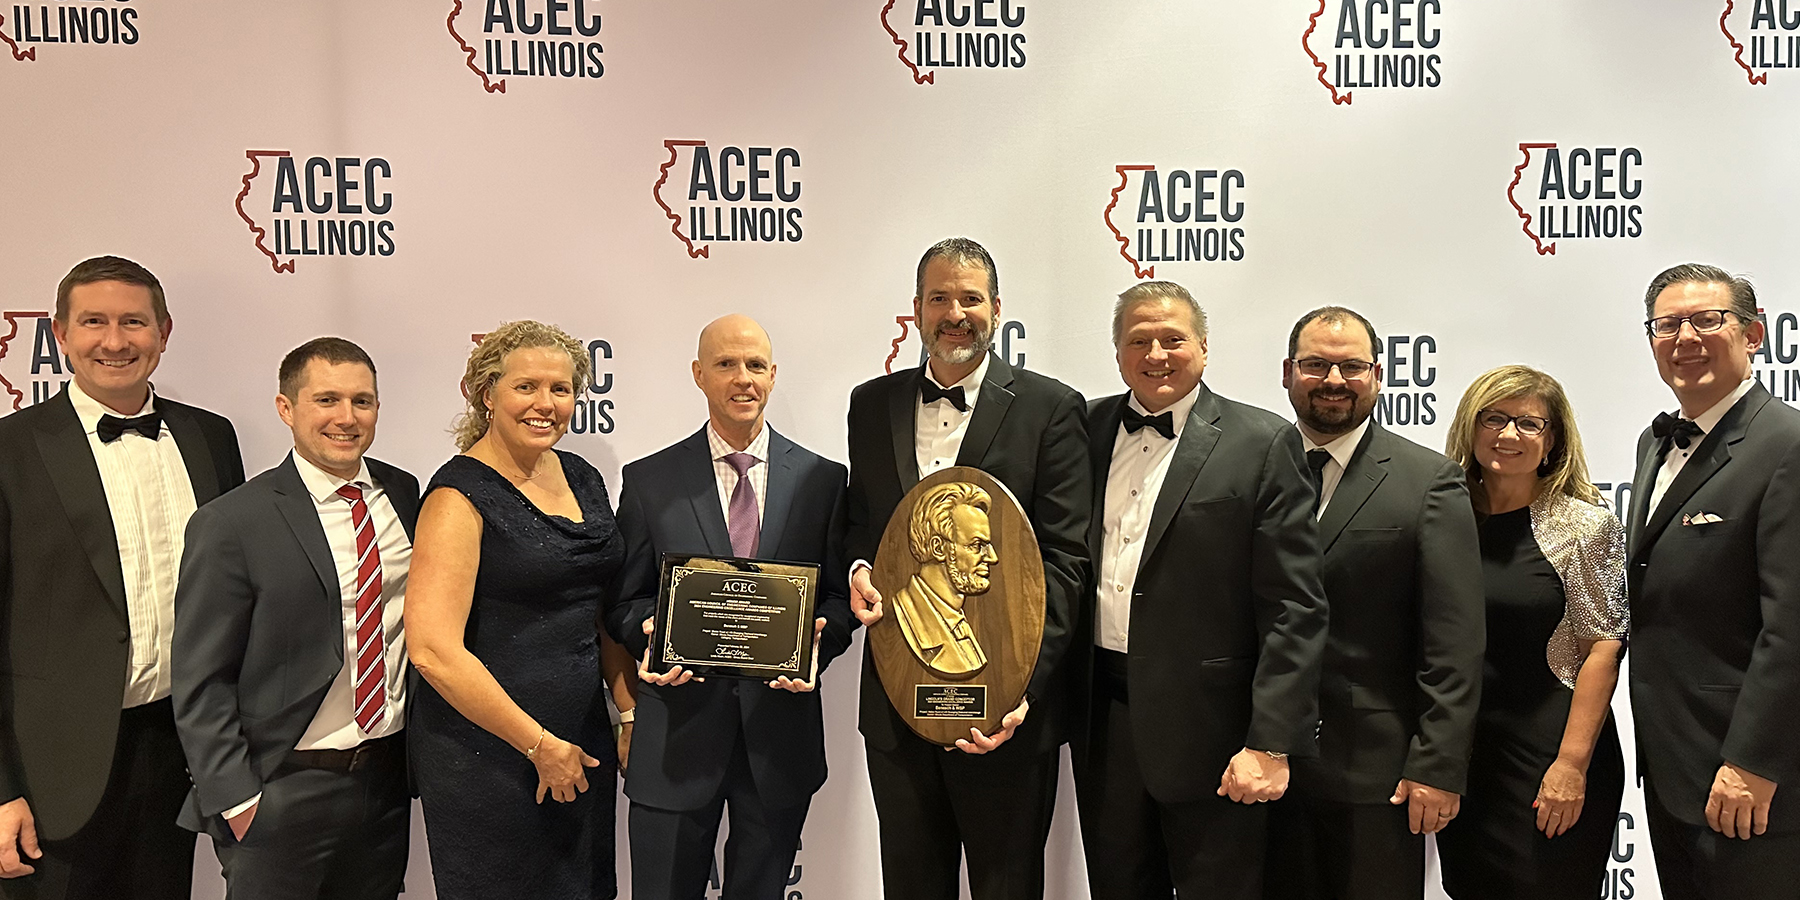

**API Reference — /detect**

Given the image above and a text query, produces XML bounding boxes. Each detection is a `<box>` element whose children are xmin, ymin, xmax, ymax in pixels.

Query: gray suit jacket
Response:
<box><xmin>171</xmin><ymin>454</ymin><xmax>419</xmax><ymax>836</ymax></box>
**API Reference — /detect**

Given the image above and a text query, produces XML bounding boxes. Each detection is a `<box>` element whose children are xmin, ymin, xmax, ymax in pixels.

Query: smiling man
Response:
<box><xmin>1074</xmin><ymin>281</ymin><xmax>1327</xmax><ymax>900</ymax></box>
<box><xmin>1265</xmin><ymin>307</ymin><xmax>1483</xmax><ymax>900</ymax></box>
<box><xmin>0</xmin><ymin>256</ymin><xmax>244</xmax><ymax>900</ymax></box>
<box><xmin>172</xmin><ymin>337</ymin><xmax>418</xmax><ymax>900</ymax></box>
<box><xmin>605</xmin><ymin>314</ymin><xmax>852</xmax><ymax>900</ymax></box>
<box><xmin>1626</xmin><ymin>264</ymin><xmax>1800</xmax><ymax>900</ymax></box>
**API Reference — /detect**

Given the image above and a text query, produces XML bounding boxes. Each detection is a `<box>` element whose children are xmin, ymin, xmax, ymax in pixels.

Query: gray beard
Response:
<box><xmin>926</xmin><ymin>325</ymin><xmax>995</xmax><ymax>366</ymax></box>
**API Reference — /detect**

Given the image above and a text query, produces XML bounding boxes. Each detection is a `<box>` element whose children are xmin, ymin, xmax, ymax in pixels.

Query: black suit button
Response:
<box><xmin>118</xmin><ymin>633</ymin><xmax>128</xmax><ymax>644</ymax></box>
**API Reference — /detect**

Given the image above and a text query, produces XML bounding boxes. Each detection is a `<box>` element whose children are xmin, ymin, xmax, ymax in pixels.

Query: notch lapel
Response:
<box><xmin>888</xmin><ymin>374</ymin><xmax>920</xmax><ymax>492</ymax></box>
<box><xmin>758</xmin><ymin>430</ymin><xmax>798</xmax><ymax>560</ymax></box>
<box><xmin>1317</xmin><ymin>425</ymin><xmax>1386</xmax><ymax>553</ymax></box>
<box><xmin>682</xmin><ymin>428</ymin><xmax>734</xmax><ymax>556</ymax></box>
<box><xmin>32</xmin><ymin>392</ymin><xmax>127</xmax><ymax>618</ymax></box>
<box><xmin>161</xmin><ymin>402</ymin><xmax>223</xmax><ymax>505</ymax></box>
<box><xmin>270</xmin><ymin>456</ymin><xmax>339</xmax><ymax>601</ymax></box>
<box><xmin>955</xmin><ymin>354</ymin><xmax>1016</xmax><ymax>469</ymax></box>
<box><xmin>1140</xmin><ymin>385</ymin><xmax>1223</xmax><ymax>564</ymax></box>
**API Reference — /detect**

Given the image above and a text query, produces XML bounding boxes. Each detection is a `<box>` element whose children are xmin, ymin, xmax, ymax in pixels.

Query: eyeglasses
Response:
<box><xmin>1292</xmin><ymin>357</ymin><xmax>1375</xmax><ymax>380</ymax></box>
<box><xmin>1477</xmin><ymin>409</ymin><xmax>1550</xmax><ymax>437</ymax></box>
<box><xmin>1644</xmin><ymin>309</ymin><xmax>1739</xmax><ymax>339</ymax></box>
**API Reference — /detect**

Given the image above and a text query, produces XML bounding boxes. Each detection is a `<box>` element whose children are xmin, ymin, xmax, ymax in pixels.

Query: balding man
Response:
<box><xmin>603</xmin><ymin>315</ymin><xmax>852</xmax><ymax>900</ymax></box>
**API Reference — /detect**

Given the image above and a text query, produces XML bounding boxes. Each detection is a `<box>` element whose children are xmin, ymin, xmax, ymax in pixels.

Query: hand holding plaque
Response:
<box><xmin>869</xmin><ymin>467</ymin><xmax>1045</xmax><ymax>747</ymax></box>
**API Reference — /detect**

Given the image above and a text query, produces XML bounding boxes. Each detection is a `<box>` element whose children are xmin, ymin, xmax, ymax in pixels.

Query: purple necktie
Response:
<box><xmin>725</xmin><ymin>452</ymin><xmax>761</xmax><ymax>558</ymax></box>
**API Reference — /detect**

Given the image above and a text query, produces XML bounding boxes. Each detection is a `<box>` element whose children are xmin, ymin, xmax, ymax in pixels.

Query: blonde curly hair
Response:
<box><xmin>452</xmin><ymin>320</ymin><xmax>591</xmax><ymax>451</ymax></box>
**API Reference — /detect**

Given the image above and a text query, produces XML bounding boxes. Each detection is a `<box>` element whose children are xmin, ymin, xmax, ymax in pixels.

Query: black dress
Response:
<box><xmin>412</xmin><ymin>451</ymin><xmax>624</xmax><ymax>900</ymax></box>
<box><xmin>1438</xmin><ymin>504</ymin><xmax>1625</xmax><ymax>899</ymax></box>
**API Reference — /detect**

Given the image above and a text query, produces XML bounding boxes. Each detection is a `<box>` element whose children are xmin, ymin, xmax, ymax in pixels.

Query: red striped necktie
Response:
<box><xmin>336</xmin><ymin>483</ymin><xmax>387</xmax><ymax>733</ymax></box>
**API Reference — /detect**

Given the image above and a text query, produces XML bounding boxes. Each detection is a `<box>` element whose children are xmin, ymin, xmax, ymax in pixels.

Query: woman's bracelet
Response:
<box><xmin>524</xmin><ymin>728</ymin><xmax>548</xmax><ymax>760</ymax></box>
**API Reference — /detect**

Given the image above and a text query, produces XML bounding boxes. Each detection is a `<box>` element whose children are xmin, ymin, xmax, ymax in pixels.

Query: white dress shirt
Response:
<box><xmin>707</xmin><ymin>421</ymin><xmax>770</xmax><ymax>528</ymax></box>
<box><xmin>1301</xmin><ymin>419</ymin><xmax>1371</xmax><ymax>518</ymax></box>
<box><xmin>1095</xmin><ymin>387</ymin><xmax>1202</xmax><ymax>653</ymax></box>
<box><xmin>68</xmin><ymin>382</ymin><xmax>195</xmax><ymax>709</ymax></box>
<box><xmin>1647</xmin><ymin>377</ymin><xmax>1756</xmax><ymax>516</ymax></box>
<box><xmin>915</xmin><ymin>355</ymin><xmax>990</xmax><ymax>478</ymax></box>
<box><xmin>292</xmin><ymin>453</ymin><xmax>411</xmax><ymax>750</ymax></box>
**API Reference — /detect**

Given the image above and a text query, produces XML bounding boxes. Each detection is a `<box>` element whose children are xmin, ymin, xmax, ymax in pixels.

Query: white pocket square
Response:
<box><xmin>1681</xmin><ymin>511</ymin><xmax>1725</xmax><ymax>526</ymax></box>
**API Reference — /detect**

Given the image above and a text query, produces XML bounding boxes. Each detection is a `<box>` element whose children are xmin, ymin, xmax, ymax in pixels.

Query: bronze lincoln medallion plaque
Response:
<box><xmin>870</xmin><ymin>467</ymin><xmax>1045</xmax><ymax>746</ymax></box>
<box><xmin>651</xmin><ymin>554</ymin><xmax>819</xmax><ymax>680</ymax></box>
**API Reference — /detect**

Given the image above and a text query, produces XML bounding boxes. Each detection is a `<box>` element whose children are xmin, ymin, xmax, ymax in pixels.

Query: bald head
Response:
<box><xmin>693</xmin><ymin>314</ymin><xmax>777</xmax><ymax>450</ymax></box>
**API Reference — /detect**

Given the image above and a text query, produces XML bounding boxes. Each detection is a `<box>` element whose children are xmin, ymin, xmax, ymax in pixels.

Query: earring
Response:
<box><xmin>1537</xmin><ymin>456</ymin><xmax>1552</xmax><ymax>476</ymax></box>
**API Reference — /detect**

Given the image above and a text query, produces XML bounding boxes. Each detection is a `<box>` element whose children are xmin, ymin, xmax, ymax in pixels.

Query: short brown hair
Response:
<box><xmin>55</xmin><ymin>256</ymin><xmax>168</xmax><ymax>325</ymax></box>
<box><xmin>916</xmin><ymin>237</ymin><xmax>998</xmax><ymax>300</ymax></box>
<box><xmin>1112</xmin><ymin>281</ymin><xmax>1207</xmax><ymax>345</ymax></box>
<box><xmin>279</xmin><ymin>337</ymin><xmax>377</xmax><ymax>399</ymax></box>
<box><xmin>1643</xmin><ymin>263</ymin><xmax>1758</xmax><ymax>323</ymax></box>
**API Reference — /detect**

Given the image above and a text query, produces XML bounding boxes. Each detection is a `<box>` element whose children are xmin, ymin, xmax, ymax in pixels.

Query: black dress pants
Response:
<box><xmin>1264</xmin><ymin>788</ymin><xmax>1423</xmax><ymax>900</ymax></box>
<box><xmin>629</xmin><ymin>734</ymin><xmax>810</xmax><ymax>900</ymax></box>
<box><xmin>1644</xmin><ymin>778</ymin><xmax>1800</xmax><ymax>900</ymax></box>
<box><xmin>1</xmin><ymin>699</ymin><xmax>194</xmax><ymax>900</ymax></box>
<box><xmin>210</xmin><ymin>734</ymin><xmax>411</xmax><ymax>900</ymax></box>
<box><xmin>1073</xmin><ymin>653</ymin><xmax>1268</xmax><ymax>900</ymax></box>
<box><xmin>864</xmin><ymin>718</ymin><xmax>1059</xmax><ymax>900</ymax></box>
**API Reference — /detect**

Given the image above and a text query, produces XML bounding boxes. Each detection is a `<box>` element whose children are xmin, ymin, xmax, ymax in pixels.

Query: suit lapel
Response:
<box><xmin>888</xmin><ymin>374</ymin><xmax>920</xmax><ymax>491</ymax></box>
<box><xmin>759</xmin><ymin>430</ymin><xmax>798</xmax><ymax>560</ymax></box>
<box><xmin>1141</xmin><ymin>385</ymin><xmax>1223</xmax><ymax>564</ymax></box>
<box><xmin>369</xmin><ymin>459</ymin><xmax>420</xmax><ymax>541</ymax></box>
<box><xmin>955</xmin><ymin>353</ymin><xmax>1016</xmax><ymax>469</ymax></box>
<box><xmin>1639</xmin><ymin>388</ymin><xmax>1767</xmax><ymax>551</ymax></box>
<box><xmin>682</xmin><ymin>428</ymin><xmax>734</xmax><ymax>556</ymax></box>
<box><xmin>33</xmin><ymin>391</ymin><xmax>127</xmax><ymax>618</ymax></box>
<box><xmin>1317</xmin><ymin>425</ymin><xmax>1386</xmax><ymax>553</ymax></box>
<box><xmin>1626</xmin><ymin>428</ymin><xmax>1662</xmax><ymax>557</ymax></box>
<box><xmin>1088</xmin><ymin>395</ymin><xmax>1127</xmax><ymax>550</ymax></box>
<box><xmin>161</xmin><ymin>401</ymin><xmax>223</xmax><ymax>504</ymax></box>
<box><xmin>271</xmin><ymin>455</ymin><xmax>339</xmax><ymax>599</ymax></box>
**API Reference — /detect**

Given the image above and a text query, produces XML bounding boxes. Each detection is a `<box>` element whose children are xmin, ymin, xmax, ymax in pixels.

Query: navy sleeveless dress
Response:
<box><xmin>412</xmin><ymin>450</ymin><xmax>624</xmax><ymax>900</ymax></box>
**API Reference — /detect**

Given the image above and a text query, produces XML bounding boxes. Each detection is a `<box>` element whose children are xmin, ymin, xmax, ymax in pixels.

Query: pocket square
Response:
<box><xmin>1681</xmin><ymin>511</ymin><xmax>1725</xmax><ymax>526</ymax></box>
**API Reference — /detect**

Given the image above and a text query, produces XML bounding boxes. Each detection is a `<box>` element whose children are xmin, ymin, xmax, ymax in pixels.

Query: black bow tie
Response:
<box><xmin>1123</xmin><ymin>408</ymin><xmax>1176</xmax><ymax>441</ymax></box>
<box><xmin>1652</xmin><ymin>411</ymin><xmax>1704</xmax><ymax>450</ymax></box>
<box><xmin>920</xmin><ymin>379</ymin><xmax>969</xmax><ymax>413</ymax></box>
<box><xmin>97</xmin><ymin>411</ymin><xmax>162</xmax><ymax>443</ymax></box>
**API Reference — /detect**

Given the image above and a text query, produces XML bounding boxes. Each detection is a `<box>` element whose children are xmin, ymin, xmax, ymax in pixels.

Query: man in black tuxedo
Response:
<box><xmin>1074</xmin><ymin>281</ymin><xmax>1327</xmax><ymax>900</ymax></box>
<box><xmin>1265</xmin><ymin>307</ymin><xmax>1484</xmax><ymax>899</ymax></box>
<box><xmin>1627</xmin><ymin>264</ymin><xmax>1800</xmax><ymax>900</ymax></box>
<box><xmin>606</xmin><ymin>315</ymin><xmax>852</xmax><ymax>900</ymax></box>
<box><xmin>0</xmin><ymin>256</ymin><xmax>244</xmax><ymax>900</ymax></box>
<box><xmin>173</xmin><ymin>338</ymin><xmax>418</xmax><ymax>900</ymax></box>
<box><xmin>845</xmin><ymin>238</ymin><xmax>1091</xmax><ymax>900</ymax></box>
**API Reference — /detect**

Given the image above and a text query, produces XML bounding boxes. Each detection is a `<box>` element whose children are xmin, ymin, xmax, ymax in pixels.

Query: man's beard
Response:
<box><xmin>925</xmin><ymin>320</ymin><xmax>996</xmax><ymax>366</ymax></box>
<box><xmin>1299</xmin><ymin>387</ymin><xmax>1369</xmax><ymax>435</ymax></box>
<box><xmin>948</xmin><ymin>562</ymin><xmax>991</xmax><ymax>596</ymax></box>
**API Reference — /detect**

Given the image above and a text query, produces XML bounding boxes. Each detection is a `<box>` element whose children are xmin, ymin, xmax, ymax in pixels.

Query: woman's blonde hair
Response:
<box><xmin>452</xmin><ymin>320</ymin><xmax>591</xmax><ymax>451</ymax></box>
<box><xmin>1445</xmin><ymin>365</ymin><xmax>1600</xmax><ymax>512</ymax></box>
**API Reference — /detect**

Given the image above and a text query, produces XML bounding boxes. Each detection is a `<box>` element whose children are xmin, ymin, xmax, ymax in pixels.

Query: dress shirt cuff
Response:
<box><xmin>849</xmin><ymin>559</ymin><xmax>871</xmax><ymax>582</ymax></box>
<box><xmin>223</xmin><ymin>793</ymin><xmax>262</xmax><ymax>820</ymax></box>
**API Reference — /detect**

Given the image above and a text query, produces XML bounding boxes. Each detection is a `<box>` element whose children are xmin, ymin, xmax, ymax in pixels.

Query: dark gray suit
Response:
<box><xmin>1627</xmin><ymin>383</ymin><xmax>1800</xmax><ymax>899</ymax></box>
<box><xmin>605</xmin><ymin>426</ymin><xmax>850</xmax><ymax>900</ymax></box>
<box><xmin>1266</xmin><ymin>421</ymin><xmax>1485</xmax><ymax>900</ymax></box>
<box><xmin>0</xmin><ymin>386</ymin><xmax>242</xmax><ymax>900</ymax></box>
<box><xmin>173</xmin><ymin>454</ymin><xmax>419</xmax><ymax>900</ymax></box>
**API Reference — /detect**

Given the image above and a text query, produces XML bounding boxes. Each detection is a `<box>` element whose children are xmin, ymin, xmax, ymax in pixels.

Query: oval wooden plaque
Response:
<box><xmin>869</xmin><ymin>466</ymin><xmax>1045</xmax><ymax>746</ymax></box>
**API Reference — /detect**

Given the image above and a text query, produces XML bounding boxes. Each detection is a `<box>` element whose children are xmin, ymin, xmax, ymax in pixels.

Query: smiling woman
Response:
<box><xmin>403</xmin><ymin>320</ymin><xmax>638</xmax><ymax>900</ymax></box>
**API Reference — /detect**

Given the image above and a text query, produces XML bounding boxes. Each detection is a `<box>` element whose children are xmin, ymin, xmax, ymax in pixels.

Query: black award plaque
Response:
<box><xmin>651</xmin><ymin>554</ymin><xmax>819</xmax><ymax>680</ymax></box>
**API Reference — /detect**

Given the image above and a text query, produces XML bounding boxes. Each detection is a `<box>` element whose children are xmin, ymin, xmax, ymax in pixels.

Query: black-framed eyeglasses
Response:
<box><xmin>1292</xmin><ymin>357</ymin><xmax>1376</xmax><ymax>380</ymax></box>
<box><xmin>1477</xmin><ymin>409</ymin><xmax>1550</xmax><ymax>437</ymax></box>
<box><xmin>1644</xmin><ymin>309</ymin><xmax>1739</xmax><ymax>339</ymax></box>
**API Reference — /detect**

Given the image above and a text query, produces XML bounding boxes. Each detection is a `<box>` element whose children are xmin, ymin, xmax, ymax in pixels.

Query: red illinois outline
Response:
<box><xmin>1720</xmin><ymin>1</ymin><xmax>1768</xmax><ymax>85</ymax></box>
<box><xmin>1105</xmin><ymin>165</ymin><xmax>1157</xmax><ymax>279</ymax></box>
<box><xmin>1302</xmin><ymin>0</ymin><xmax>1351</xmax><ymax>104</ymax></box>
<box><xmin>236</xmin><ymin>150</ymin><xmax>297</xmax><ymax>273</ymax></box>
<box><xmin>0</xmin><ymin>311</ymin><xmax>49</xmax><ymax>412</ymax></box>
<box><xmin>654</xmin><ymin>141</ymin><xmax>710</xmax><ymax>259</ymax></box>
<box><xmin>0</xmin><ymin>11</ymin><xmax>37</xmax><ymax>61</ymax></box>
<box><xmin>1507</xmin><ymin>143</ymin><xmax>1557</xmax><ymax>257</ymax></box>
<box><xmin>885</xmin><ymin>315</ymin><xmax>915</xmax><ymax>374</ymax></box>
<box><xmin>448</xmin><ymin>0</ymin><xmax>506</xmax><ymax>93</ymax></box>
<box><xmin>879</xmin><ymin>0</ymin><xmax>934</xmax><ymax>84</ymax></box>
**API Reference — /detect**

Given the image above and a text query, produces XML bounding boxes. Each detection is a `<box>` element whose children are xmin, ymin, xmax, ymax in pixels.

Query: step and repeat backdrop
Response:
<box><xmin>5</xmin><ymin>0</ymin><xmax>1798</xmax><ymax>897</ymax></box>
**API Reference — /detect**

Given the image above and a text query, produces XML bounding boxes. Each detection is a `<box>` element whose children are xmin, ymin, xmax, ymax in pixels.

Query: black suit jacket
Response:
<box><xmin>1076</xmin><ymin>384</ymin><xmax>1328</xmax><ymax>804</ymax></box>
<box><xmin>0</xmin><ymin>386</ymin><xmax>243</xmax><ymax>840</ymax></box>
<box><xmin>1291</xmin><ymin>422</ymin><xmax>1483</xmax><ymax>803</ymax></box>
<box><xmin>171</xmin><ymin>454</ymin><xmax>420</xmax><ymax>837</ymax></box>
<box><xmin>846</xmin><ymin>355</ymin><xmax>1092</xmax><ymax>754</ymax></box>
<box><xmin>1627</xmin><ymin>383</ymin><xmax>1800</xmax><ymax>831</ymax></box>
<box><xmin>605</xmin><ymin>426</ymin><xmax>852</xmax><ymax>811</ymax></box>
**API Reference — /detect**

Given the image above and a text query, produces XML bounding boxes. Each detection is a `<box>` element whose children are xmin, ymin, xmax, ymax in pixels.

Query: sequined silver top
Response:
<box><xmin>1528</xmin><ymin>491</ymin><xmax>1629</xmax><ymax>689</ymax></box>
